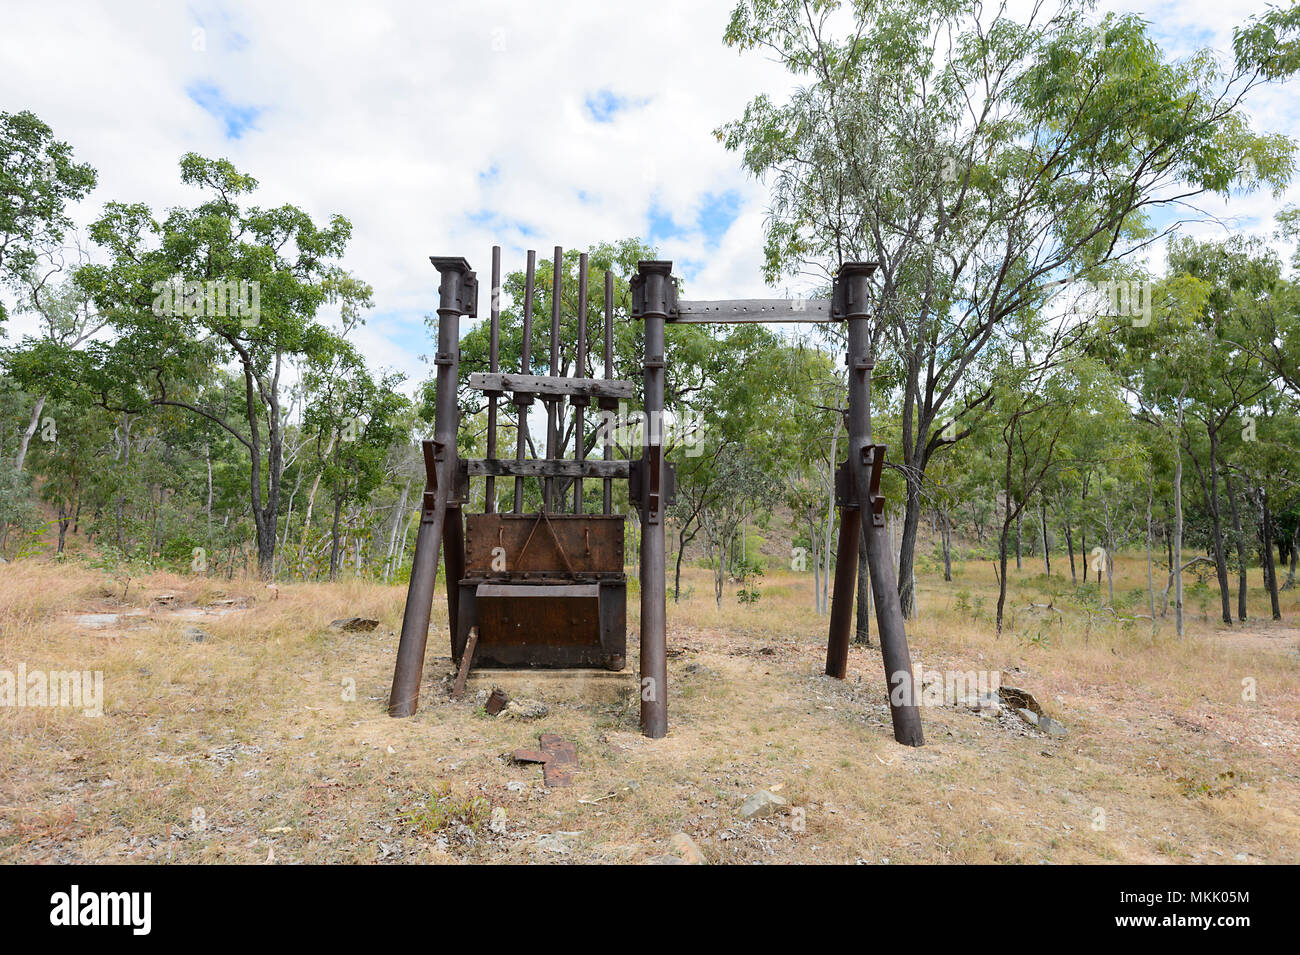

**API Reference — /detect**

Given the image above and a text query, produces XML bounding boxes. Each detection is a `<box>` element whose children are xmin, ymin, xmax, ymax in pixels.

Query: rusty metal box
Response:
<box><xmin>454</xmin><ymin>513</ymin><xmax>626</xmax><ymax>669</ymax></box>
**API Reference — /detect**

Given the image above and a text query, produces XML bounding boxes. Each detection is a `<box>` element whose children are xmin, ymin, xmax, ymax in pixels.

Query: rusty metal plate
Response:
<box><xmin>464</xmin><ymin>513</ymin><xmax>624</xmax><ymax>576</ymax></box>
<box><xmin>453</xmin><ymin>580</ymin><xmax>626</xmax><ymax>670</ymax></box>
<box><xmin>512</xmin><ymin>733</ymin><xmax>578</xmax><ymax>787</ymax></box>
<box><xmin>478</xmin><ymin>582</ymin><xmax>600</xmax><ymax>652</ymax></box>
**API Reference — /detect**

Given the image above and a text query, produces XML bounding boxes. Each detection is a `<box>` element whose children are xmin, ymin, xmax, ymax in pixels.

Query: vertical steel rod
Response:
<box><xmin>544</xmin><ymin>246</ymin><xmax>562</xmax><ymax>512</ymax></box>
<box><xmin>513</xmin><ymin>251</ymin><xmax>536</xmax><ymax>513</ymax></box>
<box><xmin>574</xmin><ymin>252</ymin><xmax>588</xmax><ymax>513</ymax></box>
<box><xmin>602</xmin><ymin>270</ymin><xmax>614</xmax><ymax>516</ymax></box>
<box><xmin>485</xmin><ymin>245</ymin><xmax>501</xmax><ymax>513</ymax></box>
<box><xmin>636</xmin><ymin>260</ymin><xmax>671</xmax><ymax>739</ymax></box>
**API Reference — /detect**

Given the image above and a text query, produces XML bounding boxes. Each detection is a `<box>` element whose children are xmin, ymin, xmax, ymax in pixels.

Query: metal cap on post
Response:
<box><xmin>388</xmin><ymin>256</ymin><xmax>474</xmax><ymax>719</ymax></box>
<box><xmin>632</xmin><ymin>259</ymin><xmax>674</xmax><ymax>739</ymax></box>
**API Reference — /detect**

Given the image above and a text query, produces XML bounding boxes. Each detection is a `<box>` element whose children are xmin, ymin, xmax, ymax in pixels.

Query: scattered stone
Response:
<box><xmin>534</xmin><ymin>833</ymin><xmax>570</xmax><ymax>855</ymax></box>
<box><xmin>999</xmin><ymin>686</ymin><xmax>1044</xmax><ymax>715</ymax></box>
<box><xmin>77</xmin><ymin>613</ymin><xmax>121</xmax><ymax>630</ymax></box>
<box><xmin>739</xmin><ymin>789</ymin><xmax>788</xmax><ymax>819</ymax></box>
<box><xmin>670</xmin><ymin>832</ymin><xmax>706</xmax><ymax>864</ymax></box>
<box><xmin>182</xmin><ymin>626</ymin><xmax>210</xmax><ymax>643</ymax></box>
<box><xmin>1016</xmin><ymin>707</ymin><xmax>1039</xmax><ymax>726</ymax></box>
<box><xmin>502</xmin><ymin>698</ymin><xmax>549</xmax><ymax>720</ymax></box>
<box><xmin>485</xmin><ymin>687</ymin><xmax>510</xmax><ymax>716</ymax></box>
<box><xmin>489</xmin><ymin>806</ymin><xmax>508</xmax><ymax>835</ymax></box>
<box><xmin>330</xmin><ymin>617</ymin><xmax>379</xmax><ymax>632</ymax></box>
<box><xmin>959</xmin><ymin>693</ymin><xmax>1002</xmax><ymax>717</ymax></box>
<box><xmin>1038</xmin><ymin>715</ymin><xmax>1068</xmax><ymax>737</ymax></box>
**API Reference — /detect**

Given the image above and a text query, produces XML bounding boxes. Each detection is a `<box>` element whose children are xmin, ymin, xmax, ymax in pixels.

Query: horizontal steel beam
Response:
<box><xmin>466</xmin><ymin>458</ymin><xmax>632</xmax><ymax>478</ymax></box>
<box><xmin>673</xmin><ymin>298</ymin><xmax>833</xmax><ymax>323</ymax></box>
<box><xmin>468</xmin><ymin>372</ymin><xmax>635</xmax><ymax>400</ymax></box>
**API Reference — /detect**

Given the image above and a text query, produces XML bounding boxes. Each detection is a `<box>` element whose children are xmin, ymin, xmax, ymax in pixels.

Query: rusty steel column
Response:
<box><xmin>484</xmin><ymin>246</ymin><xmax>501</xmax><ymax>513</ymax></box>
<box><xmin>837</xmin><ymin>262</ymin><xmax>923</xmax><ymax>746</ymax></box>
<box><xmin>389</xmin><ymin>256</ymin><xmax>476</xmax><ymax>718</ymax></box>
<box><xmin>602</xmin><ymin>270</ymin><xmax>615</xmax><ymax>516</ymax></box>
<box><xmin>632</xmin><ymin>260</ymin><xmax>673</xmax><ymax>739</ymax></box>
<box><xmin>824</xmin><ymin>502</ymin><xmax>861</xmax><ymax>679</ymax></box>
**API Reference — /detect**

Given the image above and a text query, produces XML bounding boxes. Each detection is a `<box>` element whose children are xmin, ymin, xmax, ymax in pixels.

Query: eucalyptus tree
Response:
<box><xmin>75</xmin><ymin>154</ymin><xmax>367</xmax><ymax>577</ymax></box>
<box><xmin>718</xmin><ymin>0</ymin><xmax>1300</xmax><ymax>616</ymax></box>
<box><xmin>0</xmin><ymin>110</ymin><xmax>97</xmax><ymax>326</ymax></box>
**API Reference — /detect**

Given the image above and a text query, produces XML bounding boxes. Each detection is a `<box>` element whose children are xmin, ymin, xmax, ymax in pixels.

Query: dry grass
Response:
<box><xmin>1</xmin><ymin>553</ymin><xmax>1297</xmax><ymax>864</ymax></box>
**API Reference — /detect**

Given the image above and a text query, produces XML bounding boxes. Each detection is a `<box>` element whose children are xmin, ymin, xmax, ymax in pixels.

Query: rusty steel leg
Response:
<box><xmin>634</xmin><ymin>260</ymin><xmax>672</xmax><ymax>739</ymax></box>
<box><xmin>444</xmin><ymin>502</ymin><xmax>465</xmax><ymax>656</ymax></box>
<box><xmin>864</xmin><ymin>513</ymin><xmax>922</xmax><ymax>744</ymax></box>
<box><xmin>839</xmin><ymin>262</ymin><xmax>924</xmax><ymax>747</ymax></box>
<box><xmin>825</xmin><ymin>504</ymin><xmax>862</xmax><ymax>679</ymax></box>
<box><xmin>389</xmin><ymin>481</ymin><xmax>445</xmax><ymax>717</ymax></box>
<box><xmin>389</xmin><ymin>256</ymin><xmax>475</xmax><ymax>718</ymax></box>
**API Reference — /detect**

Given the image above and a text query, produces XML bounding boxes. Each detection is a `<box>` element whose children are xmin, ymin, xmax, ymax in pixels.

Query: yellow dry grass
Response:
<box><xmin>1</xmin><ymin>554</ymin><xmax>1297</xmax><ymax>864</ymax></box>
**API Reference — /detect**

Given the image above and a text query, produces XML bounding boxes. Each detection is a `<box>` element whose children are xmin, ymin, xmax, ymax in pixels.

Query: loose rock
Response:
<box><xmin>330</xmin><ymin>617</ymin><xmax>379</xmax><ymax>632</ymax></box>
<box><xmin>739</xmin><ymin>789</ymin><xmax>788</xmax><ymax>819</ymax></box>
<box><xmin>670</xmin><ymin>832</ymin><xmax>706</xmax><ymax>864</ymax></box>
<box><xmin>502</xmin><ymin>699</ymin><xmax>549</xmax><ymax>720</ymax></box>
<box><xmin>1038</xmin><ymin>715</ymin><xmax>1068</xmax><ymax>737</ymax></box>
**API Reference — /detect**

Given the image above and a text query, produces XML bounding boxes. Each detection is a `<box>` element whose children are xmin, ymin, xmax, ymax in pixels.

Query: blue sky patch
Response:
<box><xmin>584</xmin><ymin>89</ymin><xmax>648</xmax><ymax>123</ymax></box>
<box><xmin>186</xmin><ymin>82</ymin><xmax>261</xmax><ymax>140</ymax></box>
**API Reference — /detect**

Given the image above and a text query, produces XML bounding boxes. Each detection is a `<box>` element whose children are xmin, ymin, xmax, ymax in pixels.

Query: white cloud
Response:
<box><xmin>3</xmin><ymin>0</ymin><xmax>1299</xmax><ymax>386</ymax></box>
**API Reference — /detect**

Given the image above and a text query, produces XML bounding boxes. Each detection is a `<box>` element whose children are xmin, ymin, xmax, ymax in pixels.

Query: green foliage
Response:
<box><xmin>0</xmin><ymin>110</ymin><xmax>97</xmax><ymax>325</ymax></box>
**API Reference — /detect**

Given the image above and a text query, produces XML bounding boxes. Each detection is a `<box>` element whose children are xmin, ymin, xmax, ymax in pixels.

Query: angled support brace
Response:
<box><xmin>823</xmin><ymin>262</ymin><xmax>923</xmax><ymax>746</ymax></box>
<box><xmin>389</xmin><ymin>256</ymin><xmax>474</xmax><ymax>718</ymax></box>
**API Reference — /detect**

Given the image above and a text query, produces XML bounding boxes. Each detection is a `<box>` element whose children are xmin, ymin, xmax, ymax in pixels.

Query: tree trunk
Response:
<box><xmin>15</xmin><ymin>395</ymin><xmax>46</xmax><ymax>474</ymax></box>
<box><xmin>1015</xmin><ymin>508</ymin><xmax>1022</xmax><ymax>571</ymax></box>
<box><xmin>1258</xmin><ymin>486</ymin><xmax>1282</xmax><ymax>621</ymax></box>
<box><xmin>1173</xmin><ymin>396</ymin><xmax>1186</xmax><ymax>637</ymax></box>
<box><xmin>896</xmin><ymin>474</ymin><xmax>922</xmax><ymax>617</ymax></box>
<box><xmin>1203</xmin><ymin>427</ymin><xmax>1232</xmax><ymax>625</ymax></box>
<box><xmin>941</xmin><ymin>506</ymin><xmax>952</xmax><ymax>582</ymax></box>
<box><xmin>1039</xmin><ymin>497</ymin><xmax>1050</xmax><ymax>576</ymax></box>
<box><xmin>1145</xmin><ymin>478</ymin><xmax>1156</xmax><ymax>635</ymax></box>
<box><xmin>1064</xmin><ymin>514</ymin><xmax>1076</xmax><ymax>584</ymax></box>
<box><xmin>383</xmin><ymin>481</ymin><xmax>410</xmax><ymax>582</ymax></box>
<box><xmin>328</xmin><ymin>491</ymin><xmax>344</xmax><ymax>582</ymax></box>
<box><xmin>1223</xmin><ymin>469</ymin><xmax>1248</xmax><ymax>622</ymax></box>
<box><xmin>854</xmin><ymin>516</ymin><xmax>872</xmax><ymax>645</ymax></box>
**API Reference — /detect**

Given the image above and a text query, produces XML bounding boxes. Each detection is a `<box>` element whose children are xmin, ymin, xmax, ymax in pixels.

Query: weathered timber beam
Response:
<box><xmin>672</xmin><ymin>298</ymin><xmax>833</xmax><ymax>323</ymax></box>
<box><xmin>468</xmin><ymin>372</ymin><xmax>635</xmax><ymax>400</ymax></box>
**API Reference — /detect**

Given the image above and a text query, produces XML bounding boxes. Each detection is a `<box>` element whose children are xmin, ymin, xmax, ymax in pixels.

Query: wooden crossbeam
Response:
<box><xmin>468</xmin><ymin>372</ymin><xmax>635</xmax><ymax>400</ymax></box>
<box><xmin>466</xmin><ymin>458</ymin><xmax>631</xmax><ymax>479</ymax></box>
<box><xmin>672</xmin><ymin>298</ymin><xmax>834</xmax><ymax>323</ymax></box>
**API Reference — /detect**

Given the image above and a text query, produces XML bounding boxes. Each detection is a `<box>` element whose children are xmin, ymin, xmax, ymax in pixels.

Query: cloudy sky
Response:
<box><xmin>2</xmin><ymin>0</ymin><xmax>1297</xmax><ymax>388</ymax></box>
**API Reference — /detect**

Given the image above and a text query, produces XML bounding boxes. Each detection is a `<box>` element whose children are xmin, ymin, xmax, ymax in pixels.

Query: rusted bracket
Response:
<box><xmin>628</xmin><ymin>455</ymin><xmax>677</xmax><ymax>520</ymax></box>
<box><xmin>834</xmin><ymin>445</ymin><xmax>887</xmax><ymax>527</ymax></box>
<box><xmin>512</xmin><ymin>733</ymin><xmax>578</xmax><ymax>787</ymax></box>
<box><xmin>862</xmin><ymin>444</ymin><xmax>887</xmax><ymax>527</ymax></box>
<box><xmin>629</xmin><ymin>261</ymin><xmax>677</xmax><ymax>318</ymax></box>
